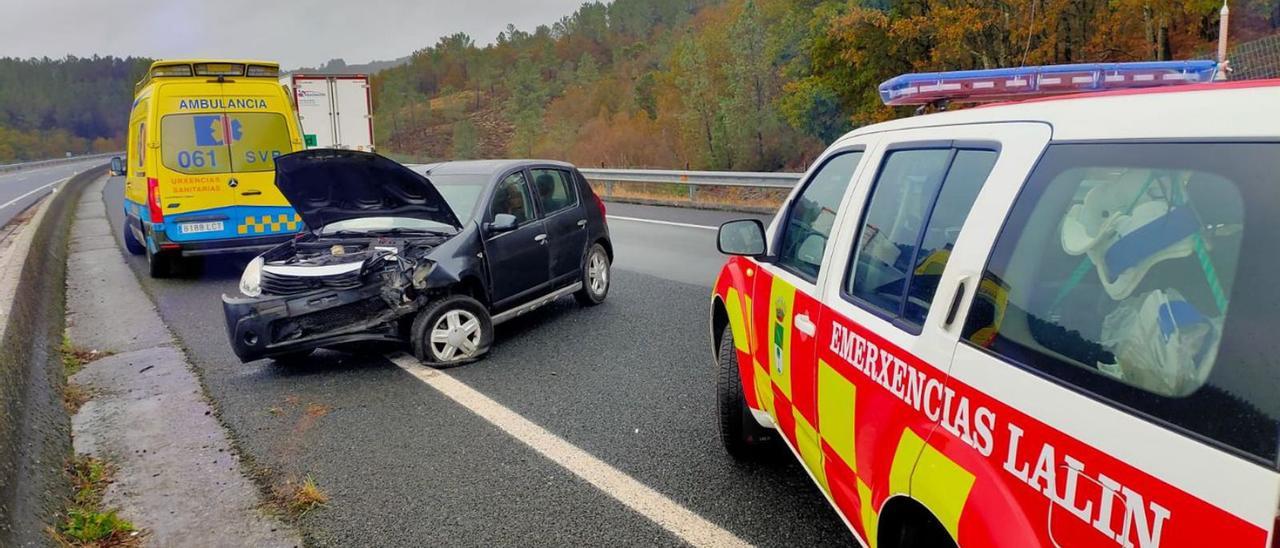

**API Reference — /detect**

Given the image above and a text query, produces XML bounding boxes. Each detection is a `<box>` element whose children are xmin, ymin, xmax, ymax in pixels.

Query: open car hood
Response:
<box><xmin>274</xmin><ymin>150</ymin><xmax>462</xmax><ymax>230</ymax></box>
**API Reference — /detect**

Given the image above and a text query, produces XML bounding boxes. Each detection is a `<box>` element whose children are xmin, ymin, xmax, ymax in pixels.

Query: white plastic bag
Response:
<box><xmin>1099</xmin><ymin>288</ymin><xmax>1220</xmax><ymax>397</ymax></box>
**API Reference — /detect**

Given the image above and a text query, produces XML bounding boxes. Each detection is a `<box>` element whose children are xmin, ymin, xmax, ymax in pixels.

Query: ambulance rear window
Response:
<box><xmin>964</xmin><ymin>142</ymin><xmax>1280</xmax><ymax>464</ymax></box>
<box><xmin>160</xmin><ymin>112</ymin><xmax>291</xmax><ymax>174</ymax></box>
<box><xmin>226</xmin><ymin>113</ymin><xmax>291</xmax><ymax>172</ymax></box>
<box><xmin>160</xmin><ymin>114</ymin><xmax>233</xmax><ymax>174</ymax></box>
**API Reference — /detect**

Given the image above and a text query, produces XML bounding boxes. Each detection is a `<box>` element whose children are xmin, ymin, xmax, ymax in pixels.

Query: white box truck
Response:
<box><xmin>280</xmin><ymin>74</ymin><xmax>374</xmax><ymax>152</ymax></box>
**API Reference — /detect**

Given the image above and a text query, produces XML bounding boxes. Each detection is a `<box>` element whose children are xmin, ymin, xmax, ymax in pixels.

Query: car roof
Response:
<box><xmin>836</xmin><ymin>79</ymin><xmax>1280</xmax><ymax>143</ymax></box>
<box><xmin>417</xmin><ymin>159</ymin><xmax>577</xmax><ymax>177</ymax></box>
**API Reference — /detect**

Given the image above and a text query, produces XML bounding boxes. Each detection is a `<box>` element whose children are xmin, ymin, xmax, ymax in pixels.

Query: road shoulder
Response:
<box><xmin>66</xmin><ymin>175</ymin><xmax>300</xmax><ymax>546</ymax></box>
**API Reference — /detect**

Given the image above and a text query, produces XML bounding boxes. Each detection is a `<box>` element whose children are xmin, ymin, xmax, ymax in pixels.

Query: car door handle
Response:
<box><xmin>794</xmin><ymin>313</ymin><xmax>817</xmax><ymax>337</ymax></box>
<box><xmin>576</xmin><ymin>219</ymin><xmax>587</xmax><ymax>227</ymax></box>
<box><xmin>240</xmin><ymin>190</ymin><xmax>262</xmax><ymax>196</ymax></box>
<box><xmin>534</xmin><ymin>234</ymin><xmax>547</xmax><ymax>244</ymax></box>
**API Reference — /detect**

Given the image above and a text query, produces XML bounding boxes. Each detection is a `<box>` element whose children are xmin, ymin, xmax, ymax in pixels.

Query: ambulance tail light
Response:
<box><xmin>878</xmin><ymin>60</ymin><xmax>1219</xmax><ymax>106</ymax></box>
<box><xmin>146</xmin><ymin>177</ymin><xmax>163</xmax><ymax>224</ymax></box>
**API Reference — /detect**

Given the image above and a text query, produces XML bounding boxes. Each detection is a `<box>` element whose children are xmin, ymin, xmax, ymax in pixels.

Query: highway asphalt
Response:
<box><xmin>0</xmin><ymin>159</ymin><xmax>108</xmax><ymax>228</ymax></box>
<box><xmin>99</xmin><ymin>175</ymin><xmax>854</xmax><ymax>547</ymax></box>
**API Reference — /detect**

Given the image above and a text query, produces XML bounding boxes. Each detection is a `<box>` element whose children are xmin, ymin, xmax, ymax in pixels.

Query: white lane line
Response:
<box><xmin>606</xmin><ymin>215</ymin><xmax>717</xmax><ymax>231</ymax></box>
<box><xmin>0</xmin><ymin>176</ymin><xmax>70</xmax><ymax>210</ymax></box>
<box><xmin>389</xmin><ymin>354</ymin><xmax>750</xmax><ymax>548</ymax></box>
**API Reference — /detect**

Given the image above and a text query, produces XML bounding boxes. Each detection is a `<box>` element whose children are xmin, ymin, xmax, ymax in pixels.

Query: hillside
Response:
<box><xmin>374</xmin><ymin>0</ymin><xmax>1280</xmax><ymax>170</ymax></box>
<box><xmin>0</xmin><ymin>56</ymin><xmax>151</xmax><ymax>162</ymax></box>
<box><xmin>1</xmin><ymin>1</ymin><xmax>1278</xmax><ymax>165</ymax></box>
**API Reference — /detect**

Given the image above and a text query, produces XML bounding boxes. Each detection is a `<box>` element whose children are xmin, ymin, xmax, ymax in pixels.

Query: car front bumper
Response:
<box><xmin>221</xmin><ymin>284</ymin><xmax>404</xmax><ymax>362</ymax></box>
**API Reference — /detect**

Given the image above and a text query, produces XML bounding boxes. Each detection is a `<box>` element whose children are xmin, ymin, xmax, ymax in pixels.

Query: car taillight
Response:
<box><xmin>593</xmin><ymin>192</ymin><xmax>607</xmax><ymax>216</ymax></box>
<box><xmin>1272</xmin><ymin>514</ymin><xmax>1279</xmax><ymax>548</ymax></box>
<box><xmin>146</xmin><ymin>177</ymin><xmax>163</xmax><ymax>223</ymax></box>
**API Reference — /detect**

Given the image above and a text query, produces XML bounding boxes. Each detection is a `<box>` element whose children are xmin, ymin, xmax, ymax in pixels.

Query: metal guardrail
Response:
<box><xmin>0</xmin><ymin>152</ymin><xmax>121</xmax><ymax>174</ymax></box>
<box><xmin>577</xmin><ymin>168</ymin><xmax>801</xmax><ymax>189</ymax></box>
<box><xmin>576</xmin><ymin>168</ymin><xmax>800</xmax><ymax>212</ymax></box>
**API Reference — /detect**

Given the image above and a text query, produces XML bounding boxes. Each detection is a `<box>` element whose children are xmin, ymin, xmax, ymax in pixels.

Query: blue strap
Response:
<box><xmin>1157</xmin><ymin>299</ymin><xmax>1208</xmax><ymax>341</ymax></box>
<box><xmin>1103</xmin><ymin>206</ymin><xmax>1199</xmax><ymax>282</ymax></box>
<box><xmin>1156</xmin><ymin>298</ymin><xmax>1215</xmax><ymax>368</ymax></box>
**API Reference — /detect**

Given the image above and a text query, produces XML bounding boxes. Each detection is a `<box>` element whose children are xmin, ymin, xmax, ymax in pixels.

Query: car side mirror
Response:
<box><xmin>718</xmin><ymin>219</ymin><xmax>767</xmax><ymax>257</ymax></box>
<box><xmin>486</xmin><ymin>213</ymin><xmax>518</xmax><ymax>235</ymax></box>
<box><xmin>109</xmin><ymin>156</ymin><xmax>125</xmax><ymax>176</ymax></box>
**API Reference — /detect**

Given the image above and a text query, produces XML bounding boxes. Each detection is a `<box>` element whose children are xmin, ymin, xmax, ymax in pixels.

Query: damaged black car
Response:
<box><xmin>221</xmin><ymin>149</ymin><xmax>612</xmax><ymax>366</ymax></box>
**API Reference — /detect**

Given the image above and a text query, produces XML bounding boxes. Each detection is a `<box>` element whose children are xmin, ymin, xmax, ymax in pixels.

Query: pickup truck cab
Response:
<box><xmin>710</xmin><ymin>61</ymin><xmax>1280</xmax><ymax>547</ymax></box>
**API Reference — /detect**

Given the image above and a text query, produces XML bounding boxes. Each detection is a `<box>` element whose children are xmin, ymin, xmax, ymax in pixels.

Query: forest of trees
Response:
<box><xmin>2</xmin><ymin>1</ymin><xmax>1279</xmax><ymax>166</ymax></box>
<box><xmin>374</xmin><ymin>0</ymin><xmax>1280</xmax><ymax>170</ymax></box>
<box><xmin>0</xmin><ymin>56</ymin><xmax>151</xmax><ymax>162</ymax></box>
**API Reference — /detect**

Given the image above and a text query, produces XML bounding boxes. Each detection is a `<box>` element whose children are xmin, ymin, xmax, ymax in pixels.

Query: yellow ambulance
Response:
<box><xmin>120</xmin><ymin>59</ymin><xmax>305</xmax><ymax>277</ymax></box>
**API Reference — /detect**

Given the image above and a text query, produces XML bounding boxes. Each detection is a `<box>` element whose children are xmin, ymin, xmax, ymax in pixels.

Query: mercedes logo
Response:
<box><xmin>228</xmin><ymin>178</ymin><xmax>239</xmax><ymax>188</ymax></box>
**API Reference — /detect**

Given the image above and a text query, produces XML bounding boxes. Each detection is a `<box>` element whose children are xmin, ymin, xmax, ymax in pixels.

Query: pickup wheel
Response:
<box><xmin>573</xmin><ymin>243</ymin><xmax>610</xmax><ymax>306</ymax></box>
<box><xmin>411</xmin><ymin>295</ymin><xmax>493</xmax><ymax>367</ymax></box>
<box><xmin>717</xmin><ymin>327</ymin><xmax>774</xmax><ymax>460</ymax></box>
<box><xmin>123</xmin><ymin>222</ymin><xmax>145</xmax><ymax>255</ymax></box>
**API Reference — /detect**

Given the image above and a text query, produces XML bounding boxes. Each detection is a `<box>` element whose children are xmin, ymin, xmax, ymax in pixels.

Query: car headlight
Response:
<box><xmin>240</xmin><ymin>257</ymin><xmax>264</xmax><ymax>297</ymax></box>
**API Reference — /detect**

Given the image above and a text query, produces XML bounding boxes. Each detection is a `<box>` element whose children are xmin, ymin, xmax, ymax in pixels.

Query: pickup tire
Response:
<box><xmin>717</xmin><ymin>327</ymin><xmax>774</xmax><ymax>460</ymax></box>
<box><xmin>411</xmin><ymin>295</ymin><xmax>493</xmax><ymax>367</ymax></box>
<box><xmin>123</xmin><ymin>223</ymin><xmax>145</xmax><ymax>255</ymax></box>
<box><xmin>573</xmin><ymin>243</ymin><xmax>610</xmax><ymax>306</ymax></box>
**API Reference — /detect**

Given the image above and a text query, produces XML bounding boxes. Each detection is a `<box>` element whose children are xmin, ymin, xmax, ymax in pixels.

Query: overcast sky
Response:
<box><xmin>3</xmin><ymin>0</ymin><xmax>589</xmax><ymax>68</ymax></box>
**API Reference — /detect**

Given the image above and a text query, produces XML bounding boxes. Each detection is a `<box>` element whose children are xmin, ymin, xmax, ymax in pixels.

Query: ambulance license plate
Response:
<box><xmin>179</xmin><ymin>221</ymin><xmax>224</xmax><ymax>234</ymax></box>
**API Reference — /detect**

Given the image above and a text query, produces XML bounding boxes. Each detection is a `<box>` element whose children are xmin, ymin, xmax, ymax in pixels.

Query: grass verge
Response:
<box><xmin>273</xmin><ymin>474</ymin><xmax>329</xmax><ymax>517</ymax></box>
<box><xmin>48</xmin><ymin>455</ymin><xmax>140</xmax><ymax>547</ymax></box>
<box><xmin>58</xmin><ymin>336</ymin><xmax>110</xmax><ymax>415</ymax></box>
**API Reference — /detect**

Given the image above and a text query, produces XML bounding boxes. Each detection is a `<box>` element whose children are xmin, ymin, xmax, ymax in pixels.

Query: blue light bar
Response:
<box><xmin>879</xmin><ymin>60</ymin><xmax>1219</xmax><ymax>106</ymax></box>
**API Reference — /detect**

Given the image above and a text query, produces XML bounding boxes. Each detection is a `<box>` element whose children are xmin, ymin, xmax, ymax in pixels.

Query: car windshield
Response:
<box><xmin>318</xmin><ymin>216</ymin><xmax>456</xmax><ymax>236</ymax></box>
<box><xmin>427</xmin><ymin>173</ymin><xmax>489</xmax><ymax>222</ymax></box>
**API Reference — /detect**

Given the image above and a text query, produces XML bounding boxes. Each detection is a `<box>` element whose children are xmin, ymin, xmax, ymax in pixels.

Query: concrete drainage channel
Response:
<box><xmin>0</xmin><ymin>166</ymin><xmax>98</xmax><ymax>545</ymax></box>
<box><xmin>0</xmin><ymin>169</ymin><xmax>300</xmax><ymax>546</ymax></box>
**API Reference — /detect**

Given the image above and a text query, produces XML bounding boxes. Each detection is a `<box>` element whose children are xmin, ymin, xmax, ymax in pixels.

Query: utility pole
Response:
<box><xmin>1216</xmin><ymin>0</ymin><xmax>1231</xmax><ymax>81</ymax></box>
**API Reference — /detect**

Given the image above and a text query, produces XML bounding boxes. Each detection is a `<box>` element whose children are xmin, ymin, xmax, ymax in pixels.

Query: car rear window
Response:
<box><xmin>962</xmin><ymin>142</ymin><xmax>1280</xmax><ymax>463</ymax></box>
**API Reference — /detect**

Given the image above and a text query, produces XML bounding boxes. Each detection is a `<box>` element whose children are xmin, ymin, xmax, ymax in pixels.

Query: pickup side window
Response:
<box><xmin>962</xmin><ymin>142</ymin><xmax>1280</xmax><ymax>463</ymax></box>
<box><xmin>490</xmin><ymin>171</ymin><xmax>536</xmax><ymax>225</ymax></box>
<box><xmin>845</xmin><ymin>147</ymin><xmax>996</xmax><ymax>331</ymax></box>
<box><xmin>776</xmin><ymin>150</ymin><xmax>863</xmax><ymax>282</ymax></box>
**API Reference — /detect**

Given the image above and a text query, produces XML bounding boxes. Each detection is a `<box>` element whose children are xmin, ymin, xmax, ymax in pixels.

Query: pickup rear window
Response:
<box><xmin>963</xmin><ymin>142</ymin><xmax>1280</xmax><ymax>463</ymax></box>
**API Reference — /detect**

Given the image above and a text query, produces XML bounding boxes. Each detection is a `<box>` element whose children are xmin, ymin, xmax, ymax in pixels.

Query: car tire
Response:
<box><xmin>144</xmin><ymin>229</ymin><xmax>175</xmax><ymax>278</ymax></box>
<box><xmin>717</xmin><ymin>326</ymin><xmax>774</xmax><ymax>460</ymax></box>
<box><xmin>411</xmin><ymin>295</ymin><xmax>493</xmax><ymax>367</ymax></box>
<box><xmin>573</xmin><ymin>243</ymin><xmax>610</xmax><ymax>306</ymax></box>
<box><xmin>123</xmin><ymin>223</ymin><xmax>145</xmax><ymax>255</ymax></box>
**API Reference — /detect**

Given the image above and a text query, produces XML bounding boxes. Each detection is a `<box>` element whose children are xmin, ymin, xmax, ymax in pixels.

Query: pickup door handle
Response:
<box><xmin>945</xmin><ymin>277</ymin><xmax>970</xmax><ymax>328</ymax></box>
<box><xmin>794</xmin><ymin>313</ymin><xmax>817</xmax><ymax>337</ymax></box>
<box><xmin>534</xmin><ymin>233</ymin><xmax>548</xmax><ymax>244</ymax></box>
<box><xmin>240</xmin><ymin>190</ymin><xmax>262</xmax><ymax>196</ymax></box>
